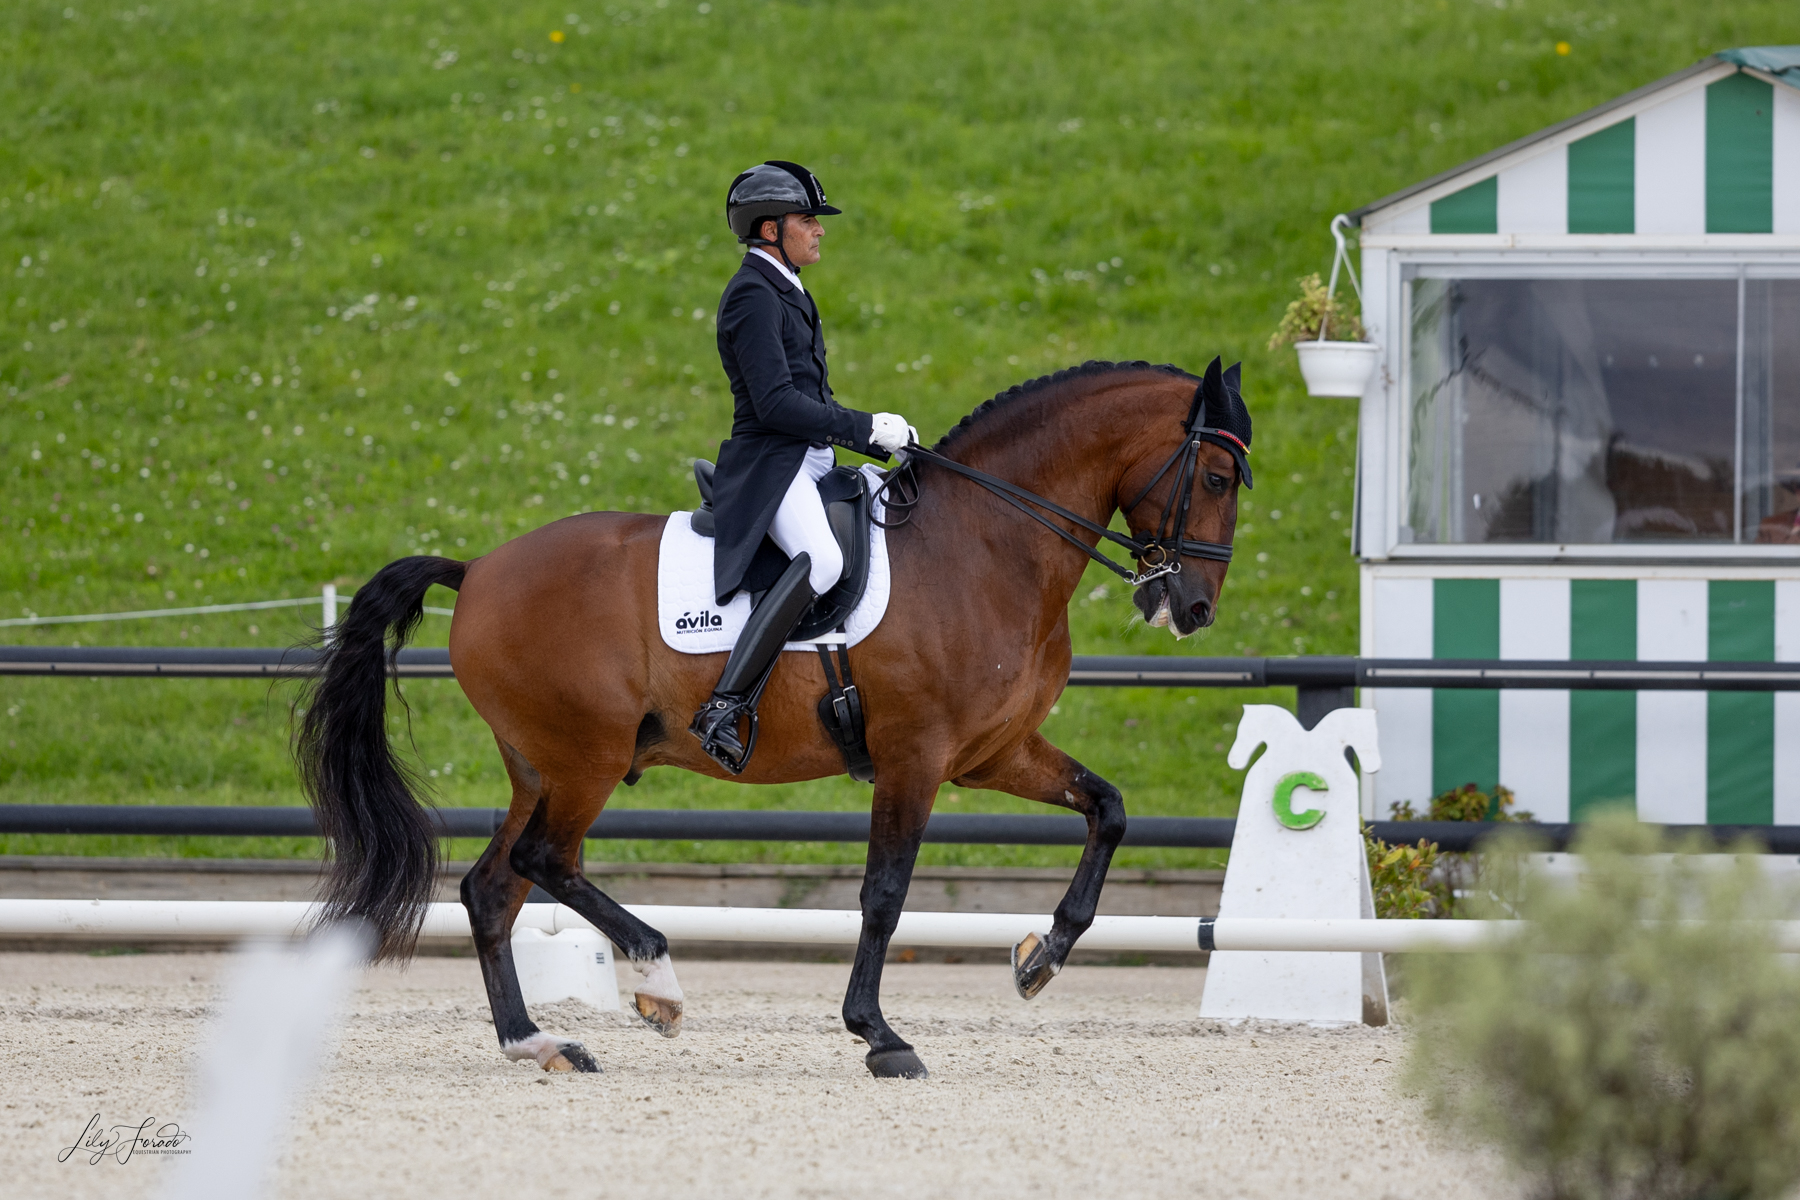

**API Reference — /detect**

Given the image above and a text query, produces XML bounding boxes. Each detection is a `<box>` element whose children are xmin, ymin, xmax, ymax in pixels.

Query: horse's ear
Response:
<box><xmin>1191</xmin><ymin>355</ymin><xmax>1224</xmax><ymax>426</ymax></box>
<box><xmin>1223</xmin><ymin>360</ymin><xmax>1242</xmax><ymax>397</ymax></box>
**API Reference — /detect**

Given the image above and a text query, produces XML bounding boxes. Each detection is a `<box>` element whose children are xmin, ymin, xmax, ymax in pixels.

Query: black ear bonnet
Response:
<box><xmin>1185</xmin><ymin>356</ymin><xmax>1253</xmax><ymax>489</ymax></box>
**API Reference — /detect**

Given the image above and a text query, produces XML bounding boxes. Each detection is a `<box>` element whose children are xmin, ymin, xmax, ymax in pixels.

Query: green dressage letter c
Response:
<box><xmin>1272</xmin><ymin>771</ymin><xmax>1328</xmax><ymax>830</ymax></box>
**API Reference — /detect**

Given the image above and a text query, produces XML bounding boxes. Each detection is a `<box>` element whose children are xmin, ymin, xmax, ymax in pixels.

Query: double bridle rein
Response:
<box><xmin>876</xmin><ymin>397</ymin><xmax>1239</xmax><ymax>588</ymax></box>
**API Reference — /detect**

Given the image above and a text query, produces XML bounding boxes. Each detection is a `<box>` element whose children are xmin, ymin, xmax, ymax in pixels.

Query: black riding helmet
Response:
<box><xmin>726</xmin><ymin>161</ymin><xmax>840</xmax><ymax>271</ymax></box>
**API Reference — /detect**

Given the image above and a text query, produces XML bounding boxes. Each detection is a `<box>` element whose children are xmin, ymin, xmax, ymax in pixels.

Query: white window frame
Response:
<box><xmin>1361</xmin><ymin>245</ymin><xmax>1800</xmax><ymax>563</ymax></box>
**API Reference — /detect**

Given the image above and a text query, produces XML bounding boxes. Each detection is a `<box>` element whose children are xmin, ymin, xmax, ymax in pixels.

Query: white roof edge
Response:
<box><xmin>1373</xmin><ymin>543</ymin><xmax>1800</xmax><ymax>565</ymax></box>
<box><xmin>1361</xmin><ymin>233</ymin><xmax>1800</xmax><ymax>251</ymax></box>
<box><xmin>1347</xmin><ymin>58</ymin><xmax>1736</xmax><ymax>226</ymax></box>
<box><xmin>1360</xmin><ymin>557</ymin><xmax>1800</xmax><ymax>574</ymax></box>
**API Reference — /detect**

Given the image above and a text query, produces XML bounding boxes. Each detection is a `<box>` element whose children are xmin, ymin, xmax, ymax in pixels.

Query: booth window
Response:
<box><xmin>1405</xmin><ymin>277</ymin><xmax>1800</xmax><ymax>546</ymax></box>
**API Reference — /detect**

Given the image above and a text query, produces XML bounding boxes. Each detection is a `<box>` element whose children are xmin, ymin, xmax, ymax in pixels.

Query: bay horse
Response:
<box><xmin>295</xmin><ymin>358</ymin><xmax>1248</xmax><ymax>1079</ymax></box>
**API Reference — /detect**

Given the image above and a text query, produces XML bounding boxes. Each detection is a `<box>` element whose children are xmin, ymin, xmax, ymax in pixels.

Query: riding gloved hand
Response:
<box><xmin>870</xmin><ymin>412</ymin><xmax>918</xmax><ymax>454</ymax></box>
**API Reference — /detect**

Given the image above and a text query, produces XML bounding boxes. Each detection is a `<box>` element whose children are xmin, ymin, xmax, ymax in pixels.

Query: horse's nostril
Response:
<box><xmin>1190</xmin><ymin>599</ymin><xmax>1213</xmax><ymax>625</ymax></box>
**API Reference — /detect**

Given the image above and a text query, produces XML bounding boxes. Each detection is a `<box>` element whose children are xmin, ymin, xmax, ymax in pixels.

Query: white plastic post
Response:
<box><xmin>510</xmin><ymin>926</ymin><xmax>621</xmax><ymax>1011</ymax></box>
<box><xmin>1199</xmin><ymin>704</ymin><xmax>1389</xmax><ymax>1026</ymax></box>
<box><xmin>320</xmin><ymin>584</ymin><xmax>338</xmax><ymax>644</ymax></box>
<box><xmin>158</xmin><ymin>923</ymin><xmax>372</xmax><ymax>1200</ymax></box>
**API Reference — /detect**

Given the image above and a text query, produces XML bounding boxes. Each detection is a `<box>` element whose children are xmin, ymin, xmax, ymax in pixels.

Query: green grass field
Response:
<box><xmin>1</xmin><ymin>0</ymin><xmax>1791</xmax><ymax>866</ymax></box>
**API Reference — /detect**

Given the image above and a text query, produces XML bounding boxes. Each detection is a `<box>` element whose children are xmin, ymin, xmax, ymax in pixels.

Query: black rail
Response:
<box><xmin>7</xmin><ymin>648</ymin><xmax>1800</xmax><ymax>853</ymax></box>
<box><xmin>4</xmin><ymin>646</ymin><xmax>1799</xmax><ymax>691</ymax></box>
<box><xmin>4</xmin><ymin>804</ymin><xmax>1799</xmax><ymax>854</ymax></box>
<box><xmin>0</xmin><ymin>645</ymin><xmax>451</xmax><ymax>678</ymax></box>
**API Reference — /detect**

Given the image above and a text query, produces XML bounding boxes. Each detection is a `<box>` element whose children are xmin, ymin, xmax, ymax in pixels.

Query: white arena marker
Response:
<box><xmin>159</xmin><ymin>922</ymin><xmax>372</xmax><ymax>1200</ymax></box>
<box><xmin>511</xmin><ymin>925</ymin><xmax>621</xmax><ymax>1011</ymax></box>
<box><xmin>1199</xmin><ymin>705</ymin><xmax>1389</xmax><ymax>1026</ymax></box>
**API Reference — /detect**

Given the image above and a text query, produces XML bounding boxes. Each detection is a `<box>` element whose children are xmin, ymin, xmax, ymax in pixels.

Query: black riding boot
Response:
<box><xmin>690</xmin><ymin>553</ymin><xmax>817</xmax><ymax>774</ymax></box>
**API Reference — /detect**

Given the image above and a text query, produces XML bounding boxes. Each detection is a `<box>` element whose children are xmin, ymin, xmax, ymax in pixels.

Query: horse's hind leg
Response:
<box><xmin>507</xmin><ymin>785</ymin><xmax>685</xmax><ymax>1038</ymax></box>
<box><xmin>462</xmin><ymin>766</ymin><xmax>601</xmax><ymax>1073</ymax></box>
<box><xmin>954</xmin><ymin>732</ymin><xmax>1126</xmax><ymax>1000</ymax></box>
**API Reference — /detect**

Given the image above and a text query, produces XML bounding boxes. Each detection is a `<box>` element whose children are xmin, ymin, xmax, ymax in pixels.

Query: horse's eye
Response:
<box><xmin>1205</xmin><ymin>472</ymin><xmax>1228</xmax><ymax>492</ymax></box>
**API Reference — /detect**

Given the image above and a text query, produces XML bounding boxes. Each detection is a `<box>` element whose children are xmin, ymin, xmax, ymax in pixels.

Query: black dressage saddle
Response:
<box><xmin>689</xmin><ymin>459</ymin><xmax>873</xmax><ymax>642</ymax></box>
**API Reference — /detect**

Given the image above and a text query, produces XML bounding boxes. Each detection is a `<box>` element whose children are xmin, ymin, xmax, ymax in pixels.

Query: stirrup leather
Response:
<box><xmin>688</xmin><ymin>553</ymin><xmax>816</xmax><ymax>776</ymax></box>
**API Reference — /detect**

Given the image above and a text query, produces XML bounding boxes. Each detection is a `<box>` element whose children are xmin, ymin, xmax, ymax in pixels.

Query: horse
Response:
<box><xmin>295</xmin><ymin>357</ymin><xmax>1248</xmax><ymax>1079</ymax></box>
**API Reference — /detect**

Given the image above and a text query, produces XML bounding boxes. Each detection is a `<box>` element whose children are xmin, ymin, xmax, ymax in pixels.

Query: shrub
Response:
<box><xmin>1364</xmin><ymin>831</ymin><xmax>1449</xmax><ymax>918</ymax></box>
<box><xmin>1390</xmin><ymin>781</ymin><xmax>1534</xmax><ymax>823</ymax></box>
<box><xmin>1368</xmin><ymin>783</ymin><xmax>1533</xmax><ymax>918</ymax></box>
<box><xmin>1266</xmin><ymin>272</ymin><xmax>1367</xmax><ymax>348</ymax></box>
<box><xmin>1406</xmin><ymin>815</ymin><xmax>1800</xmax><ymax>1200</ymax></box>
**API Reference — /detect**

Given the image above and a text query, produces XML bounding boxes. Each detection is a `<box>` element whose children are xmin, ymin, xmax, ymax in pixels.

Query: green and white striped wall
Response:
<box><xmin>1364</xmin><ymin>66</ymin><xmax>1800</xmax><ymax>237</ymax></box>
<box><xmin>1363</xmin><ymin>572</ymin><xmax>1800</xmax><ymax>824</ymax></box>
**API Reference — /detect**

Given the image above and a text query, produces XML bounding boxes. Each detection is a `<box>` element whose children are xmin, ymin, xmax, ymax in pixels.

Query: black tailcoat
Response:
<box><xmin>710</xmin><ymin>253</ymin><xmax>885</xmax><ymax>603</ymax></box>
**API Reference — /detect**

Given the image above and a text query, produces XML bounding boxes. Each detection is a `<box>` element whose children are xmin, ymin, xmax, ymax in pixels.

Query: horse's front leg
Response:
<box><xmin>954</xmin><ymin>731</ymin><xmax>1126</xmax><ymax>999</ymax></box>
<box><xmin>843</xmin><ymin>769</ymin><xmax>937</xmax><ymax>1079</ymax></box>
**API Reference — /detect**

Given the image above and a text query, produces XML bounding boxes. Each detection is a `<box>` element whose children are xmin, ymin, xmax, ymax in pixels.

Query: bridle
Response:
<box><xmin>875</xmin><ymin>385</ymin><xmax>1240</xmax><ymax>588</ymax></box>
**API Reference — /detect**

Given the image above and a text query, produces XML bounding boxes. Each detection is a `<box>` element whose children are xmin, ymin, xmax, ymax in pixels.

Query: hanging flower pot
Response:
<box><xmin>1269</xmin><ymin>214</ymin><xmax>1380</xmax><ymax>398</ymax></box>
<box><xmin>1293</xmin><ymin>339</ymin><xmax>1381</xmax><ymax>397</ymax></box>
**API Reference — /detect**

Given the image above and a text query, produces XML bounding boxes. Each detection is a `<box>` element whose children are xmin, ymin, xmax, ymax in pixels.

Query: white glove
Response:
<box><xmin>869</xmin><ymin>412</ymin><xmax>918</xmax><ymax>454</ymax></box>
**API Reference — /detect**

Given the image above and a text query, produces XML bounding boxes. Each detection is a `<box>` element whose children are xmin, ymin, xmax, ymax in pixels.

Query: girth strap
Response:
<box><xmin>815</xmin><ymin>640</ymin><xmax>875</xmax><ymax>783</ymax></box>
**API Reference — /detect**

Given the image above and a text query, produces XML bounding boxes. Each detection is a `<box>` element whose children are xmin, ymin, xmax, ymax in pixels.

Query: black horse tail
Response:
<box><xmin>295</xmin><ymin>556</ymin><xmax>467</xmax><ymax>960</ymax></box>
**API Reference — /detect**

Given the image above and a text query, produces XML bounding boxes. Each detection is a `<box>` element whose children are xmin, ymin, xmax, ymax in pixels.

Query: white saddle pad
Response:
<box><xmin>657</xmin><ymin>463</ymin><xmax>893</xmax><ymax>655</ymax></box>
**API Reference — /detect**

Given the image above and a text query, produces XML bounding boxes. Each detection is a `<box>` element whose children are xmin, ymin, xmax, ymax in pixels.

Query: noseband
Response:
<box><xmin>1117</xmin><ymin>404</ymin><xmax>1244</xmax><ymax>584</ymax></box>
<box><xmin>877</xmin><ymin>398</ymin><xmax>1238</xmax><ymax>588</ymax></box>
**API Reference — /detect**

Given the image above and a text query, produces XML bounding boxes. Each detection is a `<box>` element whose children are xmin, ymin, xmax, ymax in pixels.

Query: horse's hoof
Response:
<box><xmin>635</xmin><ymin>993</ymin><xmax>683</xmax><ymax>1038</ymax></box>
<box><xmin>1011</xmin><ymin>931</ymin><xmax>1060</xmax><ymax>1000</ymax></box>
<box><xmin>505</xmin><ymin>1032</ymin><xmax>601</xmax><ymax>1073</ymax></box>
<box><xmin>545</xmin><ymin>1042</ymin><xmax>602</xmax><ymax>1073</ymax></box>
<box><xmin>865</xmin><ymin>1048</ymin><xmax>929</xmax><ymax>1079</ymax></box>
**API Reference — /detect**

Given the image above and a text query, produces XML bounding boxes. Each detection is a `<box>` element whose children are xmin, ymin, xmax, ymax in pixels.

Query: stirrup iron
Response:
<box><xmin>691</xmin><ymin>694</ymin><xmax>761</xmax><ymax>775</ymax></box>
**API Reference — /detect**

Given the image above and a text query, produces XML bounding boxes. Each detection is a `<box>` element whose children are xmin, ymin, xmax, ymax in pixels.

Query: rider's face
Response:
<box><xmin>762</xmin><ymin>214</ymin><xmax>824</xmax><ymax>267</ymax></box>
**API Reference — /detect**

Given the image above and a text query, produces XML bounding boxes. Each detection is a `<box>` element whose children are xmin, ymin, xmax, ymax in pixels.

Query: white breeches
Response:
<box><xmin>769</xmin><ymin>445</ymin><xmax>844</xmax><ymax>595</ymax></box>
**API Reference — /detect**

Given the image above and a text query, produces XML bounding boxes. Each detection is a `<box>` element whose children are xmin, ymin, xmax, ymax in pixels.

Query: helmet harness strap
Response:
<box><xmin>746</xmin><ymin>212</ymin><xmax>801</xmax><ymax>277</ymax></box>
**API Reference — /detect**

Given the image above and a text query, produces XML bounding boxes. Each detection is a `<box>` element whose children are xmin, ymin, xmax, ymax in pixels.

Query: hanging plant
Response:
<box><xmin>1268</xmin><ymin>272</ymin><xmax>1367</xmax><ymax>346</ymax></box>
<box><xmin>1269</xmin><ymin>215</ymin><xmax>1381</xmax><ymax>397</ymax></box>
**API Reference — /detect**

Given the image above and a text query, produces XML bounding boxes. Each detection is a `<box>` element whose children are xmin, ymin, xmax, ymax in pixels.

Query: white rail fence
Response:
<box><xmin>15</xmin><ymin>897</ymin><xmax>1786</xmax><ymax>954</ymax></box>
<box><xmin>0</xmin><ymin>898</ymin><xmax>1477</xmax><ymax>950</ymax></box>
<box><xmin>0</xmin><ymin>585</ymin><xmax>454</xmax><ymax>631</ymax></box>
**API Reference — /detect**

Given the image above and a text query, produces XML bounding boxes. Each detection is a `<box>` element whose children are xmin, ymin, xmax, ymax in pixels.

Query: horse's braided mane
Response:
<box><xmin>932</xmin><ymin>359</ymin><xmax>1199</xmax><ymax>451</ymax></box>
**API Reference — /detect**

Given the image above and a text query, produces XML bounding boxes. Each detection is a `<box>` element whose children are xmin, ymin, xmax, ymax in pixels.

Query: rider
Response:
<box><xmin>689</xmin><ymin>160</ymin><xmax>916</xmax><ymax>773</ymax></box>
